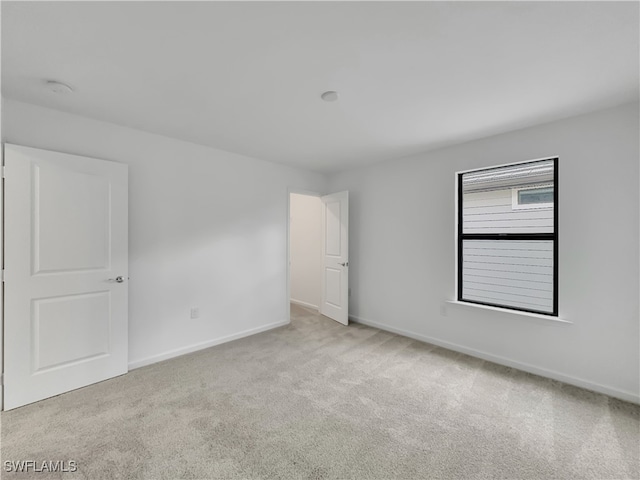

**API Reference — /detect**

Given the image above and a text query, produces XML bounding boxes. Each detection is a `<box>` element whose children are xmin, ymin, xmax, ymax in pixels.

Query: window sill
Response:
<box><xmin>446</xmin><ymin>300</ymin><xmax>571</xmax><ymax>324</ymax></box>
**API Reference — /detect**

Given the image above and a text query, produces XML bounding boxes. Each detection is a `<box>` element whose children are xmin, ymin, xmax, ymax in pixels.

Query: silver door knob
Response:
<box><xmin>109</xmin><ymin>276</ymin><xmax>125</xmax><ymax>283</ymax></box>
<box><xmin>339</xmin><ymin>262</ymin><xmax>349</xmax><ymax>267</ymax></box>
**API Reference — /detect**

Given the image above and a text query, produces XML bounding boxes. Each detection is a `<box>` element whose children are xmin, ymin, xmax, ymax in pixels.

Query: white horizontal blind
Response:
<box><xmin>462</xmin><ymin>240</ymin><xmax>553</xmax><ymax>312</ymax></box>
<box><xmin>462</xmin><ymin>160</ymin><xmax>554</xmax><ymax>192</ymax></box>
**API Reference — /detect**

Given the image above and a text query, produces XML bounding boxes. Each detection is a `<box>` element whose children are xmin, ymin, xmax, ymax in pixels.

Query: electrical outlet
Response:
<box><xmin>190</xmin><ymin>307</ymin><xmax>200</xmax><ymax>319</ymax></box>
<box><xmin>440</xmin><ymin>303</ymin><xmax>448</xmax><ymax>317</ymax></box>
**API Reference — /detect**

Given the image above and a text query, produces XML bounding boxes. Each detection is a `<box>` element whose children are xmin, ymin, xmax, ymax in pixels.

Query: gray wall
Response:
<box><xmin>328</xmin><ymin>101</ymin><xmax>640</xmax><ymax>402</ymax></box>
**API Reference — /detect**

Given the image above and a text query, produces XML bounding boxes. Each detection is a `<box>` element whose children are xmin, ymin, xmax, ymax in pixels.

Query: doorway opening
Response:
<box><xmin>288</xmin><ymin>192</ymin><xmax>322</xmax><ymax>314</ymax></box>
<box><xmin>287</xmin><ymin>190</ymin><xmax>350</xmax><ymax>326</ymax></box>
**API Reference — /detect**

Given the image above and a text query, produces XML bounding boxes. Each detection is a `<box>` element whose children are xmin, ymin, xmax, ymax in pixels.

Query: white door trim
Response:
<box><xmin>1</xmin><ymin>145</ymin><xmax>5</xmax><ymax>411</ymax></box>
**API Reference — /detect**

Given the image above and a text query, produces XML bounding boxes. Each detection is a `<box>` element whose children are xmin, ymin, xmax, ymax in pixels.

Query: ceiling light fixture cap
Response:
<box><xmin>46</xmin><ymin>80</ymin><xmax>74</xmax><ymax>94</ymax></box>
<box><xmin>321</xmin><ymin>91</ymin><xmax>339</xmax><ymax>102</ymax></box>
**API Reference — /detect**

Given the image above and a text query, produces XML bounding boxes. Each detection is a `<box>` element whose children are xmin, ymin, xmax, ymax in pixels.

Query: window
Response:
<box><xmin>457</xmin><ymin>158</ymin><xmax>558</xmax><ymax>316</ymax></box>
<box><xmin>512</xmin><ymin>184</ymin><xmax>554</xmax><ymax>210</ymax></box>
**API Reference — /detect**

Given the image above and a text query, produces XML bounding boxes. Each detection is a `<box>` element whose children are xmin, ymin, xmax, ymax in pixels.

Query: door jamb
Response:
<box><xmin>1</xmin><ymin>144</ymin><xmax>5</xmax><ymax>411</ymax></box>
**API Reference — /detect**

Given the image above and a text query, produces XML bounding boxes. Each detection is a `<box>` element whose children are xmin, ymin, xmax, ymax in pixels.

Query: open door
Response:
<box><xmin>320</xmin><ymin>191</ymin><xmax>349</xmax><ymax>325</ymax></box>
<box><xmin>3</xmin><ymin>144</ymin><xmax>129</xmax><ymax>410</ymax></box>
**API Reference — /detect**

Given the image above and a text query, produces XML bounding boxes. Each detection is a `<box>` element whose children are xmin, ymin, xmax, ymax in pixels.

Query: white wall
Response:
<box><xmin>328</xmin><ymin>101</ymin><xmax>640</xmax><ymax>403</ymax></box>
<box><xmin>2</xmin><ymin>99</ymin><xmax>327</xmax><ymax>368</ymax></box>
<box><xmin>289</xmin><ymin>193</ymin><xmax>322</xmax><ymax>310</ymax></box>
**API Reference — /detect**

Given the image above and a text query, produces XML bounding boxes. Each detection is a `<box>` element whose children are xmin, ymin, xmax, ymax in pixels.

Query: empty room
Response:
<box><xmin>1</xmin><ymin>1</ymin><xmax>639</xmax><ymax>479</ymax></box>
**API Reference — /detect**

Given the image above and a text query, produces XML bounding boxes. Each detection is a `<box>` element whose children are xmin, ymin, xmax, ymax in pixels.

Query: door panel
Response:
<box><xmin>320</xmin><ymin>191</ymin><xmax>349</xmax><ymax>325</ymax></box>
<box><xmin>324</xmin><ymin>268</ymin><xmax>342</xmax><ymax>307</ymax></box>
<box><xmin>4</xmin><ymin>144</ymin><xmax>128</xmax><ymax>410</ymax></box>
<box><xmin>34</xmin><ymin>292</ymin><xmax>111</xmax><ymax>372</ymax></box>
<box><xmin>325</xmin><ymin>200</ymin><xmax>342</xmax><ymax>256</ymax></box>
<box><xmin>35</xmin><ymin>165</ymin><xmax>111</xmax><ymax>273</ymax></box>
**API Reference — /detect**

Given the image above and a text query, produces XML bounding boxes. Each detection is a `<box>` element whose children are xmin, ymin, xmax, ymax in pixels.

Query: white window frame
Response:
<box><xmin>511</xmin><ymin>183</ymin><xmax>554</xmax><ymax>211</ymax></box>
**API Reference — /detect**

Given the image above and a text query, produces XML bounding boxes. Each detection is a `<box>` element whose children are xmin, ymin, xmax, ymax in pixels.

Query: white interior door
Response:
<box><xmin>320</xmin><ymin>191</ymin><xmax>349</xmax><ymax>325</ymax></box>
<box><xmin>3</xmin><ymin>144</ymin><xmax>128</xmax><ymax>410</ymax></box>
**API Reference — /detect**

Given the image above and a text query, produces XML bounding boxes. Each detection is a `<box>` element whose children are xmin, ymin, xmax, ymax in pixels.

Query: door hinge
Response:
<box><xmin>1</xmin><ymin>270</ymin><xmax>5</xmax><ymax>282</ymax></box>
<box><xmin>1</xmin><ymin>166</ymin><xmax>5</xmax><ymax>178</ymax></box>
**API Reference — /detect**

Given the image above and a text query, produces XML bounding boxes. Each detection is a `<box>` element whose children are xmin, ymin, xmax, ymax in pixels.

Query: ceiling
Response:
<box><xmin>2</xmin><ymin>2</ymin><xmax>638</xmax><ymax>174</ymax></box>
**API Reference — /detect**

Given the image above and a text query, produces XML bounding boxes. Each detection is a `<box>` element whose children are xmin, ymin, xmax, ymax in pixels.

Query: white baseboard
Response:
<box><xmin>128</xmin><ymin>320</ymin><xmax>289</xmax><ymax>370</ymax></box>
<box><xmin>290</xmin><ymin>299</ymin><xmax>319</xmax><ymax>311</ymax></box>
<box><xmin>350</xmin><ymin>314</ymin><xmax>640</xmax><ymax>405</ymax></box>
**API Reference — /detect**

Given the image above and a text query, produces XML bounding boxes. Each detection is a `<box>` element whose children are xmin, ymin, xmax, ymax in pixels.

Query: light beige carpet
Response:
<box><xmin>1</xmin><ymin>304</ymin><xmax>638</xmax><ymax>479</ymax></box>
